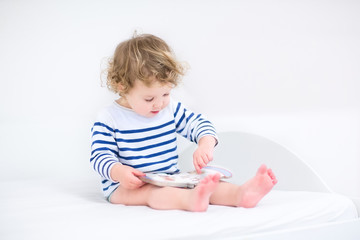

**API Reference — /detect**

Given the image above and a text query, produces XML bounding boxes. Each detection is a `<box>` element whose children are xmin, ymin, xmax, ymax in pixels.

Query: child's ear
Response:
<box><xmin>117</xmin><ymin>83</ymin><xmax>125</xmax><ymax>93</ymax></box>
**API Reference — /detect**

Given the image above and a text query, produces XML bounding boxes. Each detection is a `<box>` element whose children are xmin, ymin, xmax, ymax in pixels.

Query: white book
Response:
<box><xmin>140</xmin><ymin>166</ymin><xmax>232</xmax><ymax>188</ymax></box>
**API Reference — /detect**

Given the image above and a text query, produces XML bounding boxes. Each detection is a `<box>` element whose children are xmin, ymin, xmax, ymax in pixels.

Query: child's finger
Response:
<box><xmin>194</xmin><ymin>161</ymin><xmax>202</xmax><ymax>173</ymax></box>
<box><xmin>206</xmin><ymin>153</ymin><xmax>213</xmax><ymax>162</ymax></box>
<box><xmin>201</xmin><ymin>155</ymin><xmax>211</xmax><ymax>167</ymax></box>
<box><xmin>133</xmin><ymin>169</ymin><xmax>146</xmax><ymax>177</ymax></box>
<box><xmin>196</xmin><ymin>157</ymin><xmax>208</xmax><ymax>173</ymax></box>
<box><xmin>131</xmin><ymin>176</ymin><xmax>144</xmax><ymax>187</ymax></box>
<box><xmin>203</xmin><ymin>155</ymin><xmax>210</xmax><ymax>165</ymax></box>
<box><xmin>198</xmin><ymin>156</ymin><xmax>205</xmax><ymax>166</ymax></box>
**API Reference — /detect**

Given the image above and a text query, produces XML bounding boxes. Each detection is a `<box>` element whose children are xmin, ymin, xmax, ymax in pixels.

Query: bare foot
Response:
<box><xmin>190</xmin><ymin>174</ymin><xmax>220</xmax><ymax>212</ymax></box>
<box><xmin>237</xmin><ymin>164</ymin><xmax>277</xmax><ymax>208</ymax></box>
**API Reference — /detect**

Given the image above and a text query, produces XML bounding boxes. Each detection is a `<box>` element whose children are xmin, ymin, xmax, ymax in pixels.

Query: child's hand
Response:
<box><xmin>193</xmin><ymin>136</ymin><xmax>217</xmax><ymax>173</ymax></box>
<box><xmin>111</xmin><ymin>164</ymin><xmax>146</xmax><ymax>189</ymax></box>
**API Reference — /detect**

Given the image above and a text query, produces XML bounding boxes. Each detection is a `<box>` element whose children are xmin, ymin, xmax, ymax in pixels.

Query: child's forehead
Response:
<box><xmin>133</xmin><ymin>78</ymin><xmax>173</xmax><ymax>92</ymax></box>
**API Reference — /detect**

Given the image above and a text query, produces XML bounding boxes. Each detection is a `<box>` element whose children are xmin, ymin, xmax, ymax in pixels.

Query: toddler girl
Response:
<box><xmin>90</xmin><ymin>33</ymin><xmax>277</xmax><ymax>211</ymax></box>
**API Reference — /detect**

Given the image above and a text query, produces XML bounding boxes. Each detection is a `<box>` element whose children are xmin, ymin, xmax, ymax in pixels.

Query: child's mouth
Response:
<box><xmin>151</xmin><ymin>111</ymin><xmax>160</xmax><ymax>114</ymax></box>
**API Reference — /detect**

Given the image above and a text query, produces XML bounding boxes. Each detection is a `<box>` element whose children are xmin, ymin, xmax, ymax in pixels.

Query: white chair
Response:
<box><xmin>178</xmin><ymin>131</ymin><xmax>332</xmax><ymax>193</ymax></box>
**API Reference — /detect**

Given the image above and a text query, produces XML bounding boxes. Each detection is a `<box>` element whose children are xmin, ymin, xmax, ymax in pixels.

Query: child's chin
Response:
<box><xmin>142</xmin><ymin>112</ymin><xmax>158</xmax><ymax>118</ymax></box>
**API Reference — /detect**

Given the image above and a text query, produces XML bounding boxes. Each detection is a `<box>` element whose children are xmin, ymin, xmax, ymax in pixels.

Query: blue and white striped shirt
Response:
<box><xmin>90</xmin><ymin>99</ymin><xmax>217</xmax><ymax>198</ymax></box>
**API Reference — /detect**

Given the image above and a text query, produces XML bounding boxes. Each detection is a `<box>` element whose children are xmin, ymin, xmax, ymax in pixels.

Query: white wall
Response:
<box><xmin>0</xmin><ymin>0</ymin><xmax>359</xmax><ymax>197</ymax></box>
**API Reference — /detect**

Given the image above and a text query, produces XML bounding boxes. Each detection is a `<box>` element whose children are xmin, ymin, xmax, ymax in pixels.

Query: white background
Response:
<box><xmin>0</xmin><ymin>0</ymin><xmax>359</xmax><ymax>197</ymax></box>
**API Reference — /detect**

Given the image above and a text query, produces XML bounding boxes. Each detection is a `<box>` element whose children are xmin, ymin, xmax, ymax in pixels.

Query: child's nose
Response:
<box><xmin>153</xmin><ymin>100</ymin><xmax>162</xmax><ymax>108</ymax></box>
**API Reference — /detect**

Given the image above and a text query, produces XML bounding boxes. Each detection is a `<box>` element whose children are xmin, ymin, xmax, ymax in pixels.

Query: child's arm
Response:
<box><xmin>193</xmin><ymin>135</ymin><xmax>217</xmax><ymax>173</ymax></box>
<box><xmin>172</xmin><ymin>100</ymin><xmax>218</xmax><ymax>173</ymax></box>
<box><xmin>110</xmin><ymin>163</ymin><xmax>146</xmax><ymax>189</ymax></box>
<box><xmin>90</xmin><ymin>112</ymin><xmax>145</xmax><ymax>188</ymax></box>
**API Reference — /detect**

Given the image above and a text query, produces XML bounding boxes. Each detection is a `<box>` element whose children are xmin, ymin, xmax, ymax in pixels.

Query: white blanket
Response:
<box><xmin>0</xmin><ymin>178</ymin><xmax>357</xmax><ymax>240</ymax></box>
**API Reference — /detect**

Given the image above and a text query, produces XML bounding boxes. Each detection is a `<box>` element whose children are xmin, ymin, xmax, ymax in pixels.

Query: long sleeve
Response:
<box><xmin>90</xmin><ymin>111</ymin><xmax>120</xmax><ymax>182</ymax></box>
<box><xmin>172</xmin><ymin>101</ymin><xmax>217</xmax><ymax>144</ymax></box>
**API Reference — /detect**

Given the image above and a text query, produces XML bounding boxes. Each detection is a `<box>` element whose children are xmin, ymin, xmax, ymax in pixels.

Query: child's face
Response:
<box><xmin>120</xmin><ymin>78</ymin><xmax>172</xmax><ymax>118</ymax></box>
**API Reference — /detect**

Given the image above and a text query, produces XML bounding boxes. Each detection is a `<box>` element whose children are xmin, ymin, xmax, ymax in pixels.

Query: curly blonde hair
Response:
<box><xmin>106</xmin><ymin>33</ymin><xmax>185</xmax><ymax>95</ymax></box>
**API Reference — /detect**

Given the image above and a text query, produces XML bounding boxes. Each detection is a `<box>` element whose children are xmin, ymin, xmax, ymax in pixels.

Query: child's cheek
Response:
<box><xmin>163</xmin><ymin>99</ymin><xmax>170</xmax><ymax>109</ymax></box>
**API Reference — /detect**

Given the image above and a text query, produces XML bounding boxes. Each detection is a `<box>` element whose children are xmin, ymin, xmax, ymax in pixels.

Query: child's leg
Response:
<box><xmin>110</xmin><ymin>174</ymin><xmax>220</xmax><ymax>212</ymax></box>
<box><xmin>210</xmin><ymin>164</ymin><xmax>277</xmax><ymax>208</ymax></box>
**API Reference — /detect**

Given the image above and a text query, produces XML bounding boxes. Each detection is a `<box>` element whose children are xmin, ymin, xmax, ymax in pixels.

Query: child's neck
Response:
<box><xmin>116</xmin><ymin>97</ymin><xmax>131</xmax><ymax>109</ymax></box>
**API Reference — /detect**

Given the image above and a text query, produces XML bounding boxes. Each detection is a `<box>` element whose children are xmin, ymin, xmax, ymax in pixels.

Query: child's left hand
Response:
<box><xmin>193</xmin><ymin>136</ymin><xmax>217</xmax><ymax>173</ymax></box>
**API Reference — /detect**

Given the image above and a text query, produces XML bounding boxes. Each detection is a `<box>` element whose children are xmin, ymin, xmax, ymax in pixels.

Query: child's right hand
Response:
<box><xmin>110</xmin><ymin>164</ymin><xmax>146</xmax><ymax>189</ymax></box>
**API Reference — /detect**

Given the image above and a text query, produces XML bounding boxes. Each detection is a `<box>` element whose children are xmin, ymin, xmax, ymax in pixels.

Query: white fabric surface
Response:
<box><xmin>0</xmin><ymin>178</ymin><xmax>357</xmax><ymax>240</ymax></box>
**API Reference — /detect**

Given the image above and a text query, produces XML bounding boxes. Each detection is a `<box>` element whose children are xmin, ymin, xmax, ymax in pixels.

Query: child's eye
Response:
<box><xmin>163</xmin><ymin>93</ymin><xmax>170</xmax><ymax>97</ymax></box>
<box><xmin>145</xmin><ymin>98</ymin><xmax>154</xmax><ymax>102</ymax></box>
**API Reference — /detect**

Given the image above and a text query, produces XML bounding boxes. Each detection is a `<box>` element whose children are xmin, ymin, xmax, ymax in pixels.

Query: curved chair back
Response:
<box><xmin>178</xmin><ymin>131</ymin><xmax>332</xmax><ymax>192</ymax></box>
